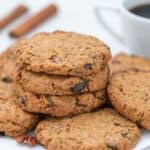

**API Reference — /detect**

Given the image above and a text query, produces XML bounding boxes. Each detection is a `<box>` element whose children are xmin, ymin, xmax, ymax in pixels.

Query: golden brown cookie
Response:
<box><xmin>0</xmin><ymin>81</ymin><xmax>39</xmax><ymax>137</ymax></box>
<box><xmin>15</xmin><ymin>85</ymin><xmax>106</xmax><ymax>117</ymax></box>
<box><xmin>35</xmin><ymin>108</ymin><xmax>141</xmax><ymax>150</ymax></box>
<box><xmin>15</xmin><ymin>31</ymin><xmax>111</xmax><ymax>77</ymax></box>
<box><xmin>0</xmin><ymin>48</ymin><xmax>39</xmax><ymax>137</ymax></box>
<box><xmin>17</xmin><ymin>65</ymin><xmax>109</xmax><ymax>95</ymax></box>
<box><xmin>109</xmin><ymin>53</ymin><xmax>150</xmax><ymax>75</ymax></box>
<box><xmin>108</xmin><ymin>69</ymin><xmax>150</xmax><ymax>129</ymax></box>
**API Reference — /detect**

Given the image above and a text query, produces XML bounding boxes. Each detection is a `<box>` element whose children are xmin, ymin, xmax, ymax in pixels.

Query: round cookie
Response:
<box><xmin>35</xmin><ymin>108</ymin><xmax>141</xmax><ymax>150</ymax></box>
<box><xmin>110</xmin><ymin>53</ymin><xmax>150</xmax><ymax>75</ymax></box>
<box><xmin>0</xmin><ymin>81</ymin><xmax>39</xmax><ymax>137</ymax></box>
<box><xmin>17</xmin><ymin>65</ymin><xmax>109</xmax><ymax>95</ymax></box>
<box><xmin>0</xmin><ymin>47</ymin><xmax>39</xmax><ymax>137</ymax></box>
<box><xmin>108</xmin><ymin>69</ymin><xmax>150</xmax><ymax>129</ymax></box>
<box><xmin>15</xmin><ymin>85</ymin><xmax>106</xmax><ymax>117</ymax></box>
<box><xmin>15</xmin><ymin>30</ymin><xmax>111</xmax><ymax>77</ymax></box>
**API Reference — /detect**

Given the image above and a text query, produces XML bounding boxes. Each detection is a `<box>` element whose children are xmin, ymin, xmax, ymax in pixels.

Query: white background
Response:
<box><xmin>0</xmin><ymin>0</ymin><xmax>149</xmax><ymax>150</ymax></box>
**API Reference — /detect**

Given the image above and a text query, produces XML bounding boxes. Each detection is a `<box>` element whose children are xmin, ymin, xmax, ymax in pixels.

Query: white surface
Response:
<box><xmin>0</xmin><ymin>0</ymin><xmax>149</xmax><ymax>150</ymax></box>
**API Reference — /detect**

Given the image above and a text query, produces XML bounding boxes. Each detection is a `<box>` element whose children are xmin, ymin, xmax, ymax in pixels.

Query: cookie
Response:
<box><xmin>0</xmin><ymin>81</ymin><xmax>39</xmax><ymax>137</ymax></box>
<box><xmin>108</xmin><ymin>69</ymin><xmax>150</xmax><ymax>129</ymax></box>
<box><xmin>15</xmin><ymin>30</ymin><xmax>111</xmax><ymax>77</ymax></box>
<box><xmin>0</xmin><ymin>48</ymin><xmax>39</xmax><ymax>137</ymax></box>
<box><xmin>0</xmin><ymin>47</ymin><xmax>16</xmax><ymax>83</ymax></box>
<box><xmin>17</xmin><ymin>65</ymin><xmax>109</xmax><ymax>95</ymax></box>
<box><xmin>0</xmin><ymin>41</ymin><xmax>26</xmax><ymax>83</ymax></box>
<box><xmin>35</xmin><ymin>108</ymin><xmax>140</xmax><ymax>150</ymax></box>
<box><xmin>15</xmin><ymin>85</ymin><xmax>106</xmax><ymax>117</ymax></box>
<box><xmin>110</xmin><ymin>53</ymin><xmax>150</xmax><ymax>75</ymax></box>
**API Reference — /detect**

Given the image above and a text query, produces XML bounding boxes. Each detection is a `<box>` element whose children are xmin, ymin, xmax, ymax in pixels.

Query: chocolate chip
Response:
<box><xmin>132</xmin><ymin>68</ymin><xmax>140</xmax><ymax>72</ymax></box>
<box><xmin>35</xmin><ymin>94</ymin><xmax>41</xmax><ymax>99</ymax></box>
<box><xmin>136</xmin><ymin>119</ymin><xmax>142</xmax><ymax>125</ymax></box>
<box><xmin>71</xmin><ymin>80</ymin><xmax>88</xmax><ymax>93</ymax></box>
<box><xmin>0</xmin><ymin>132</ymin><xmax>5</xmax><ymax>136</ymax></box>
<box><xmin>84</xmin><ymin>64</ymin><xmax>92</xmax><ymax>70</ymax></box>
<box><xmin>49</xmin><ymin>55</ymin><xmax>57</xmax><ymax>62</ymax></box>
<box><xmin>121</xmin><ymin>132</ymin><xmax>130</xmax><ymax>139</ymax></box>
<box><xmin>75</xmin><ymin>98</ymin><xmax>86</xmax><ymax>107</ymax></box>
<box><xmin>46</xmin><ymin>96</ymin><xmax>54</xmax><ymax>106</ymax></box>
<box><xmin>114</xmin><ymin>122</ymin><xmax>121</xmax><ymax>126</ymax></box>
<box><xmin>1</xmin><ymin>76</ymin><xmax>12</xmax><ymax>83</ymax></box>
<box><xmin>106</xmin><ymin>143</ymin><xmax>118</xmax><ymax>150</ymax></box>
<box><xmin>18</xmin><ymin>96</ymin><xmax>26</xmax><ymax>105</ymax></box>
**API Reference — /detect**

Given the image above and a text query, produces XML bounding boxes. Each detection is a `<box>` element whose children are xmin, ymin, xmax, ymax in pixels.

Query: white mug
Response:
<box><xmin>95</xmin><ymin>0</ymin><xmax>150</xmax><ymax>58</ymax></box>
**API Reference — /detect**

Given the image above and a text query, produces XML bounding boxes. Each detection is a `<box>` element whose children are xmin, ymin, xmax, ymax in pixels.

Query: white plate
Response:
<box><xmin>0</xmin><ymin>129</ymin><xmax>150</xmax><ymax>150</ymax></box>
<box><xmin>0</xmin><ymin>0</ymin><xmax>149</xmax><ymax>149</ymax></box>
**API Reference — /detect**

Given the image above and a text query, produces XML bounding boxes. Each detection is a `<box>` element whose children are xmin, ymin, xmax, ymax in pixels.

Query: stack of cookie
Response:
<box><xmin>13</xmin><ymin>31</ymin><xmax>141</xmax><ymax>150</ymax></box>
<box><xmin>14</xmin><ymin>31</ymin><xmax>111</xmax><ymax>117</ymax></box>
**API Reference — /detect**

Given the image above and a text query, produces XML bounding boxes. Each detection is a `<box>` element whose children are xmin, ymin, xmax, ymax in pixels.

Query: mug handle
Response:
<box><xmin>94</xmin><ymin>4</ymin><xmax>123</xmax><ymax>43</ymax></box>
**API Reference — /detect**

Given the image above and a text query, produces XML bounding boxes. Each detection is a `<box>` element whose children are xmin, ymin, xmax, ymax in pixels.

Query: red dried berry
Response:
<box><xmin>16</xmin><ymin>134</ymin><xmax>37</xmax><ymax>146</ymax></box>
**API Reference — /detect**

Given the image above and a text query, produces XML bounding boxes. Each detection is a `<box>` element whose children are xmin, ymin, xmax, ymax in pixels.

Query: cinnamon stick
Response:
<box><xmin>0</xmin><ymin>5</ymin><xmax>28</xmax><ymax>30</ymax></box>
<box><xmin>9</xmin><ymin>4</ymin><xmax>57</xmax><ymax>38</ymax></box>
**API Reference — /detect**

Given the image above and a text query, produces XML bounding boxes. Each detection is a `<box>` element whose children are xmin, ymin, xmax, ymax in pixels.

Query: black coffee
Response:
<box><xmin>130</xmin><ymin>4</ymin><xmax>150</xmax><ymax>19</ymax></box>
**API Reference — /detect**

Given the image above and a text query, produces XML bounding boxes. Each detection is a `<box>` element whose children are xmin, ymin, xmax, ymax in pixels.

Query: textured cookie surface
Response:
<box><xmin>0</xmin><ymin>48</ymin><xmax>16</xmax><ymax>83</ymax></box>
<box><xmin>15</xmin><ymin>31</ymin><xmax>111</xmax><ymax>76</ymax></box>
<box><xmin>35</xmin><ymin>108</ymin><xmax>140</xmax><ymax>150</ymax></box>
<box><xmin>15</xmin><ymin>85</ymin><xmax>106</xmax><ymax>117</ymax></box>
<box><xmin>17</xmin><ymin>65</ymin><xmax>109</xmax><ymax>95</ymax></box>
<box><xmin>110</xmin><ymin>53</ymin><xmax>150</xmax><ymax>75</ymax></box>
<box><xmin>0</xmin><ymin>48</ymin><xmax>39</xmax><ymax>137</ymax></box>
<box><xmin>0</xmin><ymin>81</ymin><xmax>39</xmax><ymax>137</ymax></box>
<box><xmin>108</xmin><ymin>69</ymin><xmax>150</xmax><ymax>129</ymax></box>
